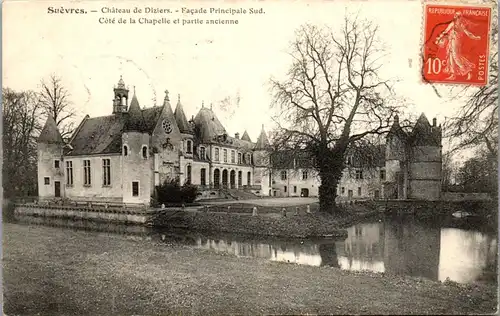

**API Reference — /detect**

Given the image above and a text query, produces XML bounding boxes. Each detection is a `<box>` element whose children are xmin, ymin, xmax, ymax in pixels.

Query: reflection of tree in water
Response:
<box><xmin>319</xmin><ymin>243</ymin><xmax>340</xmax><ymax>268</ymax></box>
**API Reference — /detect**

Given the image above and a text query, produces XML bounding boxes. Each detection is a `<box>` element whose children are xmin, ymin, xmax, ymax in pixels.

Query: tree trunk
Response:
<box><xmin>317</xmin><ymin>149</ymin><xmax>344</xmax><ymax>214</ymax></box>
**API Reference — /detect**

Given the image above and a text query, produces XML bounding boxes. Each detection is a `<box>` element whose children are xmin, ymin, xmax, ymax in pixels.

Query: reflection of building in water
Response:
<box><xmin>195</xmin><ymin>238</ymin><xmax>322</xmax><ymax>266</ymax></box>
<box><xmin>438</xmin><ymin>228</ymin><xmax>498</xmax><ymax>283</ymax></box>
<box><xmin>336</xmin><ymin>222</ymin><xmax>385</xmax><ymax>272</ymax></box>
<box><xmin>383</xmin><ymin>220</ymin><xmax>440</xmax><ymax>281</ymax></box>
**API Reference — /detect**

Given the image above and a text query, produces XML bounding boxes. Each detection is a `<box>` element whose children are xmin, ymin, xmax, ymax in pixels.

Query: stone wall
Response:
<box><xmin>14</xmin><ymin>205</ymin><xmax>152</xmax><ymax>224</ymax></box>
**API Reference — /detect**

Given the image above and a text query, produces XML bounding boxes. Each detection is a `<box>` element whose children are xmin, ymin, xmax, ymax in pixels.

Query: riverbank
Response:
<box><xmin>152</xmin><ymin>202</ymin><xmax>380</xmax><ymax>238</ymax></box>
<box><xmin>3</xmin><ymin>223</ymin><xmax>497</xmax><ymax>315</ymax></box>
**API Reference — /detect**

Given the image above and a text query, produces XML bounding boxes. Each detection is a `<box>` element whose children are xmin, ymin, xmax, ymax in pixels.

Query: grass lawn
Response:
<box><xmin>3</xmin><ymin>223</ymin><xmax>497</xmax><ymax>315</ymax></box>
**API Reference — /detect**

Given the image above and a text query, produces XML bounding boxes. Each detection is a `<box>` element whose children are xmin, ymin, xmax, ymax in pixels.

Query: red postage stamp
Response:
<box><xmin>422</xmin><ymin>3</ymin><xmax>492</xmax><ymax>86</ymax></box>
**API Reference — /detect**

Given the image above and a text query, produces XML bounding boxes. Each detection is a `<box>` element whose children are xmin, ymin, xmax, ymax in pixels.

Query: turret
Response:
<box><xmin>113</xmin><ymin>75</ymin><xmax>129</xmax><ymax>114</ymax></box>
<box><xmin>174</xmin><ymin>94</ymin><xmax>193</xmax><ymax>134</ymax></box>
<box><xmin>37</xmin><ymin>115</ymin><xmax>65</xmax><ymax>200</ymax></box>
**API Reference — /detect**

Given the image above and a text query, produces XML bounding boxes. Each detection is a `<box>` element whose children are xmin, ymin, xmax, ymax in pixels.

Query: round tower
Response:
<box><xmin>37</xmin><ymin>115</ymin><xmax>65</xmax><ymax>200</ymax></box>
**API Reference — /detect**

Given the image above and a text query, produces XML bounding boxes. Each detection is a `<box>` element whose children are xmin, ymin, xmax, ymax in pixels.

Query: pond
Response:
<box><xmin>9</xmin><ymin>213</ymin><xmax>498</xmax><ymax>285</ymax></box>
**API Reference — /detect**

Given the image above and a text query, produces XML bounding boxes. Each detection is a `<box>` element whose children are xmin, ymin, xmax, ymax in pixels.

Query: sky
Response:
<box><xmin>3</xmin><ymin>0</ymin><xmax>473</xmax><ymax>142</ymax></box>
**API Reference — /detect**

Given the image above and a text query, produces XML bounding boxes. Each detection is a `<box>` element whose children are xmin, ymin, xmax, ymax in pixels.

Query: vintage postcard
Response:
<box><xmin>2</xmin><ymin>0</ymin><xmax>498</xmax><ymax>315</ymax></box>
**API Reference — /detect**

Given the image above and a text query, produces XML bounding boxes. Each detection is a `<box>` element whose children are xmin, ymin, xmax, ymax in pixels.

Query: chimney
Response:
<box><xmin>433</xmin><ymin>118</ymin><xmax>437</xmax><ymax>127</ymax></box>
<box><xmin>235</xmin><ymin>132</ymin><xmax>240</xmax><ymax>139</ymax></box>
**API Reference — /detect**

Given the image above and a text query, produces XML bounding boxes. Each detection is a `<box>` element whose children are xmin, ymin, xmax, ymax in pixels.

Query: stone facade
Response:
<box><xmin>36</xmin><ymin>77</ymin><xmax>443</xmax><ymax>205</ymax></box>
<box><xmin>37</xmin><ymin>77</ymin><xmax>274</xmax><ymax>205</ymax></box>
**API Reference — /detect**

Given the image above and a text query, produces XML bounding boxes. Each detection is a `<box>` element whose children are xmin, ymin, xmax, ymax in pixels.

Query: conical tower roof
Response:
<box><xmin>411</xmin><ymin>113</ymin><xmax>439</xmax><ymax>146</ymax></box>
<box><xmin>174</xmin><ymin>94</ymin><xmax>193</xmax><ymax>134</ymax></box>
<box><xmin>193</xmin><ymin>102</ymin><xmax>227</xmax><ymax>142</ymax></box>
<box><xmin>124</xmin><ymin>91</ymin><xmax>148</xmax><ymax>132</ymax></box>
<box><xmin>255</xmin><ymin>124</ymin><xmax>270</xmax><ymax>150</ymax></box>
<box><xmin>38</xmin><ymin>115</ymin><xmax>64</xmax><ymax>144</ymax></box>
<box><xmin>241</xmin><ymin>130</ymin><xmax>251</xmax><ymax>142</ymax></box>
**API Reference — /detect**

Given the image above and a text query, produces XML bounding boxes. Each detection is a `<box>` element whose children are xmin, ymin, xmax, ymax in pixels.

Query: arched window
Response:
<box><xmin>142</xmin><ymin>146</ymin><xmax>148</xmax><ymax>159</ymax></box>
<box><xmin>186</xmin><ymin>140</ymin><xmax>193</xmax><ymax>154</ymax></box>
<box><xmin>121</xmin><ymin>96</ymin><xmax>127</xmax><ymax>106</ymax></box>
<box><xmin>123</xmin><ymin>145</ymin><xmax>128</xmax><ymax>156</ymax></box>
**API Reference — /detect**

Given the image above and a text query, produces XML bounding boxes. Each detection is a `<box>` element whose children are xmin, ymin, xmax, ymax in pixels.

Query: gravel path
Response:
<box><xmin>3</xmin><ymin>223</ymin><xmax>497</xmax><ymax>315</ymax></box>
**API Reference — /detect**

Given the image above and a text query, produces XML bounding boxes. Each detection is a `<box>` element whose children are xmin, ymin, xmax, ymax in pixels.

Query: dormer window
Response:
<box><xmin>186</xmin><ymin>140</ymin><xmax>193</xmax><ymax>154</ymax></box>
<box><xmin>238</xmin><ymin>153</ymin><xmax>242</xmax><ymax>164</ymax></box>
<box><xmin>123</xmin><ymin>145</ymin><xmax>129</xmax><ymax>156</ymax></box>
<box><xmin>142</xmin><ymin>146</ymin><xmax>148</xmax><ymax>159</ymax></box>
<box><xmin>199</xmin><ymin>147</ymin><xmax>206</xmax><ymax>160</ymax></box>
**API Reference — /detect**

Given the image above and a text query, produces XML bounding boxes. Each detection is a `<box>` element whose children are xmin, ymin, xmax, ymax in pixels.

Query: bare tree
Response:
<box><xmin>270</xmin><ymin>17</ymin><xmax>403</xmax><ymax>213</ymax></box>
<box><xmin>38</xmin><ymin>74</ymin><xmax>75</xmax><ymax>139</ymax></box>
<box><xmin>441</xmin><ymin>1</ymin><xmax>498</xmax><ymax>157</ymax></box>
<box><xmin>2</xmin><ymin>88</ymin><xmax>43</xmax><ymax>198</ymax></box>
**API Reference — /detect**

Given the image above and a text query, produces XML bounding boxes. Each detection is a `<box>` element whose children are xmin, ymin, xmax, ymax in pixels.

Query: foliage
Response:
<box><xmin>2</xmin><ymin>88</ymin><xmax>42</xmax><ymax>198</ymax></box>
<box><xmin>155</xmin><ymin>178</ymin><xmax>199</xmax><ymax>204</ymax></box>
<box><xmin>456</xmin><ymin>150</ymin><xmax>497</xmax><ymax>195</ymax></box>
<box><xmin>270</xmin><ymin>17</ymin><xmax>404</xmax><ymax>213</ymax></box>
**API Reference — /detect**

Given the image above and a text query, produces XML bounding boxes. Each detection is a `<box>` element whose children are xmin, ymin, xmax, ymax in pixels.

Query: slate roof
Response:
<box><xmin>270</xmin><ymin>150</ymin><xmax>315</xmax><ymax>169</ymax></box>
<box><xmin>193</xmin><ymin>107</ymin><xmax>227</xmax><ymax>143</ymax></box>
<box><xmin>174</xmin><ymin>97</ymin><xmax>193</xmax><ymax>134</ymax></box>
<box><xmin>255</xmin><ymin>125</ymin><xmax>270</xmax><ymax>150</ymax></box>
<box><xmin>67</xmin><ymin>106</ymin><xmax>162</xmax><ymax>156</ymax></box>
<box><xmin>409</xmin><ymin>113</ymin><xmax>441</xmax><ymax>146</ymax></box>
<box><xmin>38</xmin><ymin>115</ymin><xmax>64</xmax><ymax>144</ymax></box>
<box><xmin>241</xmin><ymin>130</ymin><xmax>251</xmax><ymax>142</ymax></box>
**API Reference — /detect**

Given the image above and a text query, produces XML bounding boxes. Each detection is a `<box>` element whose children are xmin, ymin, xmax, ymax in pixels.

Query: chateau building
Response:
<box><xmin>37</xmin><ymin>77</ymin><xmax>443</xmax><ymax>205</ymax></box>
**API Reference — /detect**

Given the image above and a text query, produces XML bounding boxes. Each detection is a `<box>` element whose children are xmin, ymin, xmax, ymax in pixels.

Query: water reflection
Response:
<box><xmin>11</xmin><ymin>213</ymin><xmax>498</xmax><ymax>284</ymax></box>
<box><xmin>190</xmin><ymin>218</ymin><xmax>497</xmax><ymax>284</ymax></box>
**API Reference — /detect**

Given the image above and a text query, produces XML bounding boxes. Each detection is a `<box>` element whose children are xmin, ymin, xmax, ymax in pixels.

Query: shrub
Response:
<box><xmin>155</xmin><ymin>178</ymin><xmax>199</xmax><ymax>204</ymax></box>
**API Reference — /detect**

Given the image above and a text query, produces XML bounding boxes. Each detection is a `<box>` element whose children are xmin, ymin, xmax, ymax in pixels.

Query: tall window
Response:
<box><xmin>302</xmin><ymin>171</ymin><xmax>308</xmax><ymax>180</ymax></box>
<box><xmin>293</xmin><ymin>186</ymin><xmax>297</xmax><ymax>193</ymax></box>
<box><xmin>247</xmin><ymin>171</ymin><xmax>251</xmax><ymax>186</ymax></box>
<box><xmin>380</xmin><ymin>169</ymin><xmax>386</xmax><ymax>180</ymax></box>
<box><xmin>284</xmin><ymin>186</ymin><xmax>287</xmax><ymax>193</ymax></box>
<box><xmin>238</xmin><ymin>171</ymin><xmax>242</xmax><ymax>186</ymax></box>
<box><xmin>246</xmin><ymin>153</ymin><xmax>251</xmax><ymax>164</ymax></box>
<box><xmin>83</xmin><ymin>160</ymin><xmax>91</xmax><ymax>186</ymax></box>
<box><xmin>358</xmin><ymin>187</ymin><xmax>362</xmax><ymax>196</ymax></box>
<box><xmin>102</xmin><ymin>159</ymin><xmax>111</xmax><ymax>186</ymax></box>
<box><xmin>238</xmin><ymin>153</ymin><xmax>242</xmax><ymax>164</ymax></box>
<box><xmin>281</xmin><ymin>170</ymin><xmax>287</xmax><ymax>180</ymax></box>
<box><xmin>123</xmin><ymin>145</ymin><xmax>128</xmax><ymax>156</ymax></box>
<box><xmin>231</xmin><ymin>150</ymin><xmax>235</xmax><ymax>163</ymax></box>
<box><xmin>341</xmin><ymin>187</ymin><xmax>345</xmax><ymax>194</ymax></box>
<box><xmin>186</xmin><ymin>165</ymin><xmax>192</xmax><ymax>184</ymax></box>
<box><xmin>200</xmin><ymin>168</ymin><xmax>206</xmax><ymax>186</ymax></box>
<box><xmin>186</xmin><ymin>140</ymin><xmax>193</xmax><ymax>154</ymax></box>
<box><xmin>66</xmin><ymin>161</ymin><xmax>73</xmax><ymax>186</ymax></box>
<box><xmin>200</xmin><ymin>147</ymin><xmax>206</xmax><ymax>160</ymax></box>
<box><xmin>132</xmin><ymin>181</ymin><xmax>139</xmax><ymax>197</ymax></box>
<box><xmin>355</xmin><ymin>170</ymin><xmax>364</xmax><ymax>180</ymax></box>
<box><xmin>215</xmin><ymin>148</ymin><xmax>220</xmax><ymax>161</ymax></box>
<box><xmin>223</xmin><ymin>149</ymin><xmax>228</xmax><ymax>163</ymax></box>
<box><xmin>54</xmin><ymin>160</ymin><xmax>60</xmax><ymax>169</ymax></box>
<box><xmin>142</xmin><ymin>146</ymin><xmax>148</xmax><ymax>159</ymax></box>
